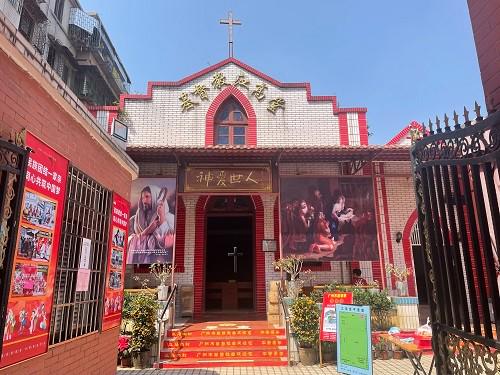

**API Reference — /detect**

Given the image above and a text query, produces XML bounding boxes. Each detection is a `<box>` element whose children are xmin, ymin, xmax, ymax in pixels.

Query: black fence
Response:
<box><xmin>411</xmin><ymin>106</ymin><xmax>499</xmax><ymax>374</ymax></box>
<box><xmin>0</xmin><ymin>136</ymin><xmax>29</xmax><ymax>355</ymax></box>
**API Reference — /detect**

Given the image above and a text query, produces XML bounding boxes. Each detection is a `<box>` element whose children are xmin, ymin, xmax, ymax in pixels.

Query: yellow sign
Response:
<box><xmin>185</xmin><ymin>166</ymin><xmax>272</xmax><ymax>192</ymax></box>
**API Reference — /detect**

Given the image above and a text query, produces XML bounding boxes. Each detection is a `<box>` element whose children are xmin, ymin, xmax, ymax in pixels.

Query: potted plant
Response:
<box><xmin>129</xmin><ymin>288</ymin><xmax>159</xmax><ymax>369</ymax></box>
<box><xmin>118</xmin><ymin>335</ymin><xmax>132</xmax><ymax>367</ymax></box>
<box><xmin>290</xmin><ymin>296</ymin><xmax>320</xmax><ymax>365</ymax></box>
<box><xmin>353</xmin><ymin>288</ymin><xmax>394</xmax><ymax>331</ymax></box>
<box><xmin>385</xmin><ymin>264</ymin><xmax>412</xmax><ymax>296</ymax></box>
<box><xmin>378</xmin><ymin>338</ymin><xmax>391</xmax><ymax>360</ymax></box>
<box><xmin>273</xmin><ymin>255</ymin><xmax>304</xmax><ymax>298</ymax></box>
<box><xmin>150</xmin><ymin>262</ymin><xmax>174</xmax><ymax>300</ymax></box>
<box><xmin>321</xmin><ymin>341</ymin><xmax>337</xmax><ymax>362</ymax></box>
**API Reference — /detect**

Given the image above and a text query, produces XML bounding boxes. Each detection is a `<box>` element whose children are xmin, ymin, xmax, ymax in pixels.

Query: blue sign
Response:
<box><xmin>336</xmin><ymin>304</ymin><xmax>372</xmax><ymax>375</ymax></box>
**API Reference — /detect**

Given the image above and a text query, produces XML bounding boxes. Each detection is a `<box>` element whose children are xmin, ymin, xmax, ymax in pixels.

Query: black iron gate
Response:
<box><xmin>411</xmin><ymin>107</ymin><xmax>500</xmax><ymax>374</ymax></box>
<box><xmin>0</xmin><ymin>134</ymin><xmax>29</xmax><ymax>354</ymax></box>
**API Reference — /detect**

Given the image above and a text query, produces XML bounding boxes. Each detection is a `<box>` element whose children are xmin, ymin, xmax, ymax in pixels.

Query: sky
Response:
<box><xmin>80</xmin><ymin>0</ymin><xmax>484</xmax><ymax>144</ymax></box>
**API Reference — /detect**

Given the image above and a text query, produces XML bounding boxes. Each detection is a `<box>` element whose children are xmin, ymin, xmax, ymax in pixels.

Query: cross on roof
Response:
<box><xmin>219</xmin><ymin>11</ymin><xmax>242</xmax><ymax>58</ymax></box>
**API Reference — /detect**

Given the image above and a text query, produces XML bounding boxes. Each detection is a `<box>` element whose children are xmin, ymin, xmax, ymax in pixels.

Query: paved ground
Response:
<box><xmin>116</xmin><ymin>355</ymin><xmax>434</xmax><ymax>374</ymax></box>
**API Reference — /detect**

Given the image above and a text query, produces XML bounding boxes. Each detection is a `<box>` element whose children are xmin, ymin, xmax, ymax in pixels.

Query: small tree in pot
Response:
<box><xmin>129</xmin><ymin>288</ymin><xmax>158</xmax><ymax>369</ymax></box>
<box><xmin>290</xmin><ymin>296</ymin><xmax>320</xmax><ymax>365</ymax></box>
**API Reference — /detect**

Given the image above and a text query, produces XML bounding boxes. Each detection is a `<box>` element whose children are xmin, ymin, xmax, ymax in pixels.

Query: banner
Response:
<box><xmin>336</xmin><ymin>304</ymin><xmax>372</xmax><ymax>375</ymax></box>
<box><xmin>102</xmin><ymin>193</ymin><xmax>129</xmax><ymax>331</ymax></box>
<box><xmin>1</xmin><ymin>133</ymin><xmax>68</xmax><ymax>368</ymax></box>
<box><xmin>280</xmin><ymin>177</ymin><xmax>379</xmax><ymax>261</ymax></box>
<box><xmin>127</xmin><ymin>178</ymin><xmax>176</xmax><ymax>264</ymax></box>
<box><xmin>319</xmin><ymin>292</ymin><xmax>353</xmax><ymax>342</ymax></box>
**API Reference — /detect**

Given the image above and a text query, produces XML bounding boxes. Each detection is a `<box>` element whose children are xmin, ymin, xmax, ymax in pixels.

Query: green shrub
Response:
<box><xmin>129</xmin><ymin>290</ymin><xmax>159</xmax><ymax>354</ymax></box>
<box><xmin>290</xmin><ymin>296</ymin><xmax>320</xmax><ymax>348</ymax></box>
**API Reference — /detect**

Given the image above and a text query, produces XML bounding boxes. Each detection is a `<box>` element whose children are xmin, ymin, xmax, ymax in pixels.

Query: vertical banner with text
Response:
<box><xmin>1</xmin><ymin>133</ymin><xmax>68</xmax><ymax>368</ymax></box>
<box><xmin>102</xmin><ymin>193</ymin><xmax>129</xmax><ymax>331</ymax></box>
<box><xmin>320</xmin><ymin>292</ymin><xmax>353</xmax><ymax>342</ymax></box>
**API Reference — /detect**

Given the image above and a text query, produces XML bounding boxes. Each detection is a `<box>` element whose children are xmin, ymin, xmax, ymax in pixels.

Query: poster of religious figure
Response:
<box><xmin>126</xmin><ymin>178</ymin><xmax>176</xmax><ymax>264</ymax></box>
<box><xmin>280</xmin><ymin>177</ymin><xmax>379</xmax><ymax>261</ymax></box>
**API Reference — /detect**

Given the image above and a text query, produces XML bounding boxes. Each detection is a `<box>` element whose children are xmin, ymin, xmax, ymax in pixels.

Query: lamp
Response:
<box><xmin>395</xmin><ymin>231</ymin><xmax>403</xmax><ymax>244</ymax></box>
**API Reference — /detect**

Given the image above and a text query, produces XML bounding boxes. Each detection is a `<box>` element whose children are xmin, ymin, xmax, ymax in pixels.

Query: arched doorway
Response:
<box><xmin>411</xmin><ymin>222</ymin><xmax>428</xmax><ymax>305</ymax></box>
<box><xmin>204</xmin><ymin>196</ymin><xmax>255</xmax><ymax>311</ymax></box>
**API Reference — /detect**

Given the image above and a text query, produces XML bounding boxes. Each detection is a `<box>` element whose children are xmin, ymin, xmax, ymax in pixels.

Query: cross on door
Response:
<box><xmin>227</xmin><ymin>246</ymin><xmax>243</xmax><ymax>273</ymax></box>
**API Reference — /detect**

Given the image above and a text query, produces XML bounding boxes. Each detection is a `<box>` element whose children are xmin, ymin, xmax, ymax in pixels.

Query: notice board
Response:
<box><xmin>336</xmin><ymin>304</ymin><xmax>372</xmax><ymax>375</ymax></box>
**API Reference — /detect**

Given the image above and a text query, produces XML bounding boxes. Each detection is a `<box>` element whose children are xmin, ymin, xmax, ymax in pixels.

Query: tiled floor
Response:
<box><xmin>116</xmin><ymin>355</ymin><xmax>434</xmax><ymax>374</ymax></box>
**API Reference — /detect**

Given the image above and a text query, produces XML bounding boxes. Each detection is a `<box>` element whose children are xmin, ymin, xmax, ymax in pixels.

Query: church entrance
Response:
<box><xmin>204</xmin><ymin>196</ymin><xmax>255</xmax><ymax>312</ymax></box>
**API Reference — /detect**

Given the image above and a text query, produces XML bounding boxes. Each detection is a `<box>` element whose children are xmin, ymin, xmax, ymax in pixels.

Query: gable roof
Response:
<box><xmin>386</xmin><ymin>121</ymin><xmax>424</xmax><ymax>145</ymax></box>
<box><xmin>119</xmin><ymin>57</ymin><xmax>366</xmax><ymax>114</ymax></box>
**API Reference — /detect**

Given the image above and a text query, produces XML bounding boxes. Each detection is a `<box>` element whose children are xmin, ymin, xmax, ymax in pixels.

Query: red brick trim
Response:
<box><xmin>205</xmin><ymin>86</ymin><xmax>257</xmax><ymax>146</ymax></box>
<box><xmin>379</xmin><ymin>164</ymin><xmax>396</xmax><ymax>289</ymax></box>
<box><xmin>402</xmin><ymin>210</ymin><xmax>418</xmax><ymax>296</ymax></box>
<box><xmin>273</xmin><ymin>197</ymin><xmax>280</xmax><ymax>261</ymax></box>
<box><xmin>337</xmin><ymin>107</ymin><xmax>368</xmax><ymax>113</ymax></box>
<box><xmin>372</xmin><ymin>168</ymin><xmax>386</xmax><ymax>289</ymax></box>
<box><xmin>339</xmin><ymin>112</ymin><xmax>349</xmax><ymax>146</ymax></box>
<box><xmin>193</xmin><ymin>195</ymin><xmax>209</xmax><ymax>317</ymax></box>
<box><xmin>386</xmin><ymin>121</ymin><xmax>423</xmax><ymax>145</ymax></box>
<box><xmin>358</xmin><ymin>112</ymin><xmax>369</xmax><ymax>146</ymax></box>
<box><xmin>174</xmin><ymin>196</ymin><xmax>186</xmax><ymax>273</ymax></box>
<box><xmin>252</xmin><ymin>195</ymin><xmax>266</xmax><ymax>313</ymax></box>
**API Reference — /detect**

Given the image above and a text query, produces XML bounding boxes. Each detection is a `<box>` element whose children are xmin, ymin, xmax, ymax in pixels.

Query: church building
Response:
<box><xmin>92</xmin><ymin>57</ymin><xmax>424</xmax><ymax>319</ymax></box>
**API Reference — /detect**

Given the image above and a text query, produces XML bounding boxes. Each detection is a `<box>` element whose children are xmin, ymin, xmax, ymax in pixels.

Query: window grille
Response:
<box><xmin>96</xmin><ymin>111</ymin><xmax>108</xmax><ymax>129</ymax></box>
<box><xmin>54</xmin><ymin>0</ymin><xmax>64</xmax><ymax>21</ymax></box>
<box><xmin>49</xmin><ymin>166</ymin><xmax>111</xmax><ymax>345</ymax></box>
<box><xmin>347</xmin><ymin>113</ymin><xmax>361</xmax><ymax>146</ymax></box>
<box><xmin>8</xmin><ymin>0</ymin><xmax>23</xmax><ymax>14</ymax></box>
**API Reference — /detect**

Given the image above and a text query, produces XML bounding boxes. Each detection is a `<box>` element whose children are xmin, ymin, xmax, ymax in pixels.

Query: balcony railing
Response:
<box><xmin>68</xmin><ymin>8</ymin><xmax>100</xmax><ymax>48</ymax></box>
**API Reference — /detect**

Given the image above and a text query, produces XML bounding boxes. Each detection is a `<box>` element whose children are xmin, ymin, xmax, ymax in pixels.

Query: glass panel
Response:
<box><xmin>233</xmin><ymin>135</ymin><xmax>245</xmax><ymax>145</ymax></box>
<box><xmin>218</xmin><ymin>126</ymin><xmax>229</xmax><ymax>135</ymax></box>
<box><xmin>217</xmin><ymin>110</ymin><xmax>229</xmax><ymax>122</ymax></box>
<box><xmin>233</xmin><ymin>111</ymin><xmax>243</xmax><ymax>121</ymax></box>
<box><xmin>217</xmin><ymin>136</ymin><xmax>229</xmax><ymax>145</ymax></box>
<box><xmin>234</xmin><ymin>127</ymin><xmax>245</xmax><ymax>136</ymax></box>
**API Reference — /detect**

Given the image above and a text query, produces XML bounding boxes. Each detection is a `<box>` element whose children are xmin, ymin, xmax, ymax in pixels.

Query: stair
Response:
<box><xmin>156</xmin><ymin>321</ymin><xmax>288</xmax><ymax>368</ymax></box>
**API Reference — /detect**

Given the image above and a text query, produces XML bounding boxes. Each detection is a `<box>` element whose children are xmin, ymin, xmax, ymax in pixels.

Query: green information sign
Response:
<box><xmin>336</xmin><ymin>304</ymin><xmax>372</xmax><ymax>375</ymax></box>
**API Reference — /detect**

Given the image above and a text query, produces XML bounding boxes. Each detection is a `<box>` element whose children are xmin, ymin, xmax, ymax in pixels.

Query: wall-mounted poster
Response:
<box><xmin>280</xmin><ymin>177</ymin><xmax>379</xmax><ymax>261</ymax></box>
<box><xmin>126</xmin><ymin>178</ymin><xmax>176</xmax><ymax>264</ymax></box>
<box><xmin>1</xmin><ymin>133</ymin><xmax>68</xmax><ymax>368</ymax></box>
<box><xmin>103</xmin><ymin>193</ymin><xmax>129</xmax><ymax>331</ymax></box>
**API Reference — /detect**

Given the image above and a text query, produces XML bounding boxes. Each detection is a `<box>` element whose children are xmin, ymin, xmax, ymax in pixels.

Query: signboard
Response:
<box><xmin>262</xmin><ymin>239</ymin><xmax>277</xmax><ymax>253</ymax></box>
<box><xmin>1</xmin><ymin>133</ymin><xmax>68</xmax><ymax>368</ymax></box>
<box><xmin>102</xmin><ymin>193</ymin><xmax>129</xmax><ymax>331</ymax></box>
<box><xmin>319</xmin><ymin>292</ymin><xmax>353</xmax><ymax>342</ymax></box>
<box><xmin>185</xmin><ymin>166</ymin><xmax>271</xmax><ymax>192</ymax></box>
<box><xmin>75</xmin><ymin>238</ymin><xmax>91</xmax><ymax>292</ymax></box>
<box><xmin>280</xmin><ymin>177</ymin><xmax>378</xmax><ymax>262</ymax></box>
<box><xmin>127</xmin><ymin>178</ymin><xmax>175</xmax><ymax>264</ymax></box>
<box><xmin>336</xmin><ymin>304</ymin><xmax>372</xmax><ymax>375</ymax></box>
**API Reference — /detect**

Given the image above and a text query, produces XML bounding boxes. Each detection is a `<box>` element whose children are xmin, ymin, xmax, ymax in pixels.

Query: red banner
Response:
<box><xmin>1</xmin><ymin>133</ymin><xmax>68</xmax><ymax>368</ymax></box>
<box><xmin>102</xmin><ymin>193</ymin><xmax>129</xmax><ymax>331</ymax></box>
<box><xmin>319</xmin><ymin>292</ymin><xmax>353</xmax><ymax>342</ymax></box>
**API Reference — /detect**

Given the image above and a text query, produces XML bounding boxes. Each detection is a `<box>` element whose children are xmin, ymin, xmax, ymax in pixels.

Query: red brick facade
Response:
<box><xmin>468</xmin><ymin>0</ymin><xmax>500</xmax><ymax>112</ymax></box>
<box><xmin>0</xmin><ymin>23</ymin><xmax>135</xmax><ymax>375</ymax></box>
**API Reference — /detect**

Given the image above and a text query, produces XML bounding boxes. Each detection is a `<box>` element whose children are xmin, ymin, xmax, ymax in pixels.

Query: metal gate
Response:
<box><xmin>411</xmin><ymin>108</ymin><xmax>500</xmax><ymax>374</ymax></box>
<box><xmin>0</xmin><ymin>134</ymin><xmax>29</xmax><ymax>354</ymax></box>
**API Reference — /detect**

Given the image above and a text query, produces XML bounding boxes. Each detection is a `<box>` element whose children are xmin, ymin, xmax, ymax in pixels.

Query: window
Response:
<box><xmin>54</xmin><ymin>0</ymin><xmax>65</xmax><ymax>21</ymax></box>
<box><xmin>214</xmin><ymin>98</ymin><xmax>248</xmax><ymax>146</ymax></box>
<box><xmin>8</xmin><ymin>0</ymin><xmax>23</xmax><ymax>14</ymax></box>
<box><xmin>49</xmin><ymin>167</ymin><xmax>111</xmax><ymax>345</ymax></box>
<box><xmin>347</xmin><ymin>113</ymin><xmax>360</xmax><ymax>146</ymax></box>
<box><xmin>47</xmin><ymin>44</ymin><xmax>56</xmax><ymax>68</ymax></box>
<box><xmin>18</xmin><ymin>7</ymin><xmax>35</xmax><ymax>41</ymax></box>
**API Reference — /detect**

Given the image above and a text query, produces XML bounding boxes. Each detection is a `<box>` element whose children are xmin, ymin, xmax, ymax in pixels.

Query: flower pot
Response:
<box><xmin>372</xmin><ymin>350</ymin><xmax>377</xmax><ymax>360</ymax></box>
<box><xmin>132</xmin><ymin>351</ymin><xmax>150</xmax><ymax>369</ymax></box>
<box><xmin>322</xmin><ymin>350</ymin><xmax>334</xmax><ymax>362</ymax></box>
<box><xmin>298</xmin><ymin>347</ymin><xmax>318</xmax><ymax>366</ymax></box>
<box><xmin>393</xmin><ymin>350</ymin><xmax>405</xmax><ymax>360</ymax></box>
<box><xmin>120</xmin><ymin>357</ymin><xmax>132</xmax><ymax>367</ymax></box>
<box><xmin>379</xmin><ymin>350</ymin><xmax>390</xmax><ymax>360</ymax></box>
<box><xmin>157</xmin><ymin>284</ymin><xmax>170</xmax><ymax>301</ymax></box>
<box><xmin>395</xmin><ymin>280</ymin><xmax>408</xmax><ymax>297</ymax></box>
